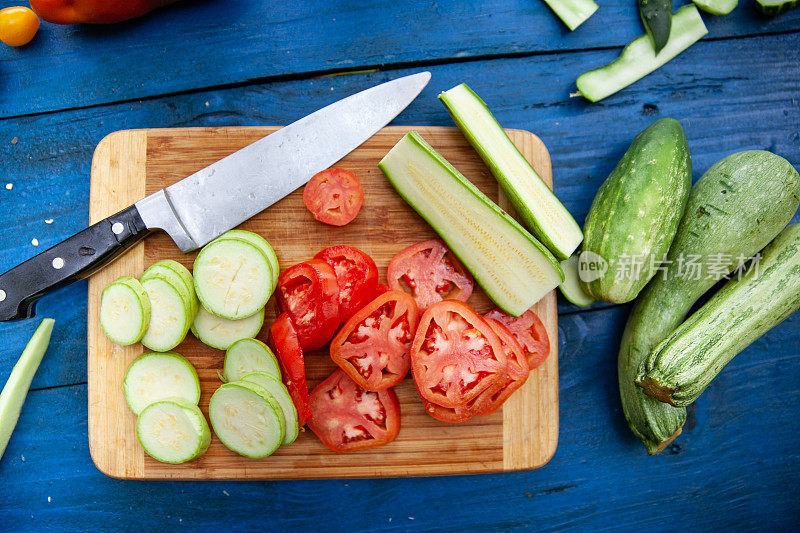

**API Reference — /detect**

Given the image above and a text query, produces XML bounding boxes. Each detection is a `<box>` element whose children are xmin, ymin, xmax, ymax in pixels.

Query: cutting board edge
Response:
<box><xmin>87</xmin><ymin>126</ymin><xmax>559</xmax><ymax>480</ymax></box>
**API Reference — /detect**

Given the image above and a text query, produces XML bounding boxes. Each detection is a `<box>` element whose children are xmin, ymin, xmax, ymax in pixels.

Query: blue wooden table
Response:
<box><xmin>1</xmin><ymin>1</ymin><xmax>798</xmax><ymax>530</ymax></box>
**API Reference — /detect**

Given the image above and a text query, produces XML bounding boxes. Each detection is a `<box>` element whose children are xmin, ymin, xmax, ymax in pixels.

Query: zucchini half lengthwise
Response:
<box><xmin>639</xmin><ymin>224</ymin><xmax>800</xmax><ymax>407</ymax></box>
<box><xmin>618</xmin><ymin>150</ymin><xmax>800</xmax><ymax>454</ymax></box>
<box><xmin>379</xmin><ymin>131</ymin><xmax>563</xmax><ymax>317</ymax></box>
<box><xmin>439</xmin><ymin>84</ymin><xmax>583</xmax><ymax>260</ymax></box>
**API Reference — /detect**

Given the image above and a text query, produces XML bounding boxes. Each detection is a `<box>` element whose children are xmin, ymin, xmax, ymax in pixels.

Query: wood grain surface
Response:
<box><xmin>87</xmin><ymin>126</ymin><xmax>558</xmax><ymax>479</ymax></box>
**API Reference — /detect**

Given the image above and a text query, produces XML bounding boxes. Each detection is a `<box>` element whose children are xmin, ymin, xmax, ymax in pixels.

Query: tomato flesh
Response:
<box><xmin>315</xmin><ymin>245</ymin><xmax>379</xmax><ymax>322</ymax></box>
<box><xmin>276</xmin><ymin>259</ymin><xmax>339</xmax><ymax>350</ymax></box>
<box><xmin>484</xmin><ymin>308</ymin><xmax>550</xmax><ymax>369</ymax></box>
<box><xmin>268</xmin><ymin>313</ymin><xmax>313</xmax><ymax>426</ymax></box>
<box><xmin>388</xmin><ymin>239</ymin><xmax>474</xmax><ymax>312</ymax></box>
<box><xmin>308</xmin><ymin>369</ymin><xmax>400</xmax><ymax>452</ymax></box>
<box><xmin>410</xmin><ymin>300</ymin><xmax>507</xmax><ymax>409</ymax></box>
<box><xmin>331</xmin><ymin>290</ymin><xmax>419</xmax><ymax>391</ymax></box>
<box><xmin>303</xmin><ymin>168</ymin><xmax>364</xmax><ymax>226</ymax></box>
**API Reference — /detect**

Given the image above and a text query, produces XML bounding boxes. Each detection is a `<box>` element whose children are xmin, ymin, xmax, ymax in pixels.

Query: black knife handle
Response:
<box><xmin>0</xmin><ymin>205</ymin><xmax>151</xmax><ymax>322</ymax></box>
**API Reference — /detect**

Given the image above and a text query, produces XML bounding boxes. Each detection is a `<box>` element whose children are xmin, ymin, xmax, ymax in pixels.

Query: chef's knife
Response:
<box><xmin>0</xmin><ymin>72</ymin><xmax>431</xmax><ymax>322</ymax></box>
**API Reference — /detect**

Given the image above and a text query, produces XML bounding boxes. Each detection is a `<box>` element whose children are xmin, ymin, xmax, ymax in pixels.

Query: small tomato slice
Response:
<box><xmin>276</xmin><ymin>259</ymin><xmax>339</xmax><ymax>350</ymax></box>
<box><xmin>330</xmin><ymin>290</ymin><xmax>419</xmax><ymax>391</ymax></box>
<box><xmin>484</xmin><ymin>308</ymin><xmax>550</xmax><ymax>369</ymax></box>
<box><xmin>268</xmin><ymin>313</ymin><xmax>313</xmax><ymax>426</ymax></box>
<box><xmin>469</xmin><ymin>318</ymin><xmax>531</xmax><ymax>416</ymax></box>
<box><xmin>308</xmin><ymin>368</ymin><xmax>400</xmax><ymax>452</ymax></box>
<box><xmin>303</xmin><ymin>168</ymin><xmax>364</xmax><ymax>226</ymax></box>
<box><xmin>388</xmin><ymin>239</ymin><xmax>473</xmax><ymax>312</ymax></box>
<box><xmin>410</xmin><ymin>300</ymin><xmax>507</xmax><ymax>409</ymax></box>
<box><xmin>315</xmin><ymin>245</ymin><xmax>379</xmax><ymax>322</ymax></box>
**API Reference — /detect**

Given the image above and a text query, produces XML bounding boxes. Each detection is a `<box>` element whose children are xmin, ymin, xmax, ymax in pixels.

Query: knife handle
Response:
<box><xmin>0</xmin><ymin>205</ymin><xmax>151</xmax><ymax>322</ymax></box>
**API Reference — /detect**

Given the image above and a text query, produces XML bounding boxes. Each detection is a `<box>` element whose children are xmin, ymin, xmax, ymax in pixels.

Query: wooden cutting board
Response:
<box><xmin>87</xmin><ymin>126</ymin><xmax>559</xmax><ymax>480</ymax></box>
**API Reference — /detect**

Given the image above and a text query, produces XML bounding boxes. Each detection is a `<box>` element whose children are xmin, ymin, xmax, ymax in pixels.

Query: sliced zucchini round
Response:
<box><xmin>559</xmin><ymin>255</ymin><xmax>596</xmax><ymax>307</ymax></box>
<box><xmin>100</xmin><ymin>277</ymin><xmax>151</xmax><ymax>346</ymax></box>
<box><xmin>241</xmin><ymin>372</ymin><xmax>299</xmax><ymax>445</ymax></box>
<box><xmin>223</xmin><ymin>338</ymin><xmax>281</xmax><ymax>382</ymax></box>
<box><xmin>123</xmin><ymin>351</ymin><xmax>201</xmax><ymax>415</ymax></box>
<box><xmin>140</xmin><ymin>276</ymin><xmax>192</xmax><ymax>352</ymax></box>
<box><xmin>209</xmin><ymin>381</ymin><xmax>285</xmax><ymax>458</ymax></box>
<box><xmin>191</xmin><ymin>305</ymin><xmax>265</xmax><ymax>351</ymax></box>
<box><xmin>143</xmin><ymin>260</ymin><xmax>199</xmax><ymax>318</ymax></box>
<box><xmin>136</xmin><ymin>398</ymin><xmax>211</xmax><ymax>464</ymax></box>
<box><xmin>216</xmin><ymin>230</ymin><xmax>280</xmax><ymax>291</ymax></box>
<box><xmin>193</xmin><ymin>239</ymin><xmax>273</xmax><ymax>320</ymax></box>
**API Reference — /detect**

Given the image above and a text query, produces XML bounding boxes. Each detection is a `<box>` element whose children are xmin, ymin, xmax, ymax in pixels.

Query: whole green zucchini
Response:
<box><xmin>580</xmin><ymin>118</ymin><xmax>691</xmax><ymax>304</ymax></box>
<box><xmin>638</xmin><ymin>224</ymin><xmax>800</xmax><ymax>407</ymax></box>
<box><xmin>619</xmin><ymin>150</ymin><xmax>800</xmax><ymax>454</ymax></box>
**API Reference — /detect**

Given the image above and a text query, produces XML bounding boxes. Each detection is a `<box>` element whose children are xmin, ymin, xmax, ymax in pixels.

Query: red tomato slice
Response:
<box><xmin>410</xmin><ymin>300</ymin><xmax>507</xmax><ymax>409</ymax></box>
<box><xmin>373</xmin><ymin>283</ymin><xmax>389</xmax><ymax>297</ymax></box>
<box><xmin>330</xmin><ymin>290</ymin><xmax>419</xmax><ymax>391</ymax></box>
<box><xmin>276</xmin><ymin>259</ymin><xmax>339</xmax><ymax>350</ymax></box>
<box><xmin>303</xmin><ymin>168</ymin><xmax>364</xmax><ymax>226</ymax></box>
<box><xmin>314</xmin><ymin>245</ymin><xmax>379</xmax><ymax>322</ymax></box>
<box><xmin>483</xmin><ymin>308</ymin><xmax>550</xmax><ymax>369</ymax></box>
<box><xmin>469</xmin><ymin>318</ymin><xmax>531</xmax><ymax>416</ymax></box>
<box><xmin>387</xmin><ymin>239</ymin><xmax>474</xmax><ymax>312</ymax></box>
<box><xmin>308</xmin><ymin>368</ymin><xmax>401</xmax><ymax>452</ymax></box>
<box><xmin>421</xmin><ymin>398</ymin><xmax>474</xmax><ymax>424</ymax></box>
<box><xmin>268</xmin><ymin>313</ymin><xmax>313</xmax><ymax>426</ymax></box>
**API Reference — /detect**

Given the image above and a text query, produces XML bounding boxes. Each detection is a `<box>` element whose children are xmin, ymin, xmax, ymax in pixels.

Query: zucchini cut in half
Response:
<box><xmin>209</xmin><ymin>381</ymin><xmax>285</xmax><ymax>458</ymax></box>
<box><xmin>379</xmin><ymin>131</ymin><xmax>563</xmax><ymax>317</ymax></box>
<box><xmin>100</xmin><ymin>276</ymin><xmax>151</xmax><ymax>346</ymax></box>
<box><xmin>123</xmin><ymin>352</ymin><xmax>201</xmax><ymax>415</ymax></box>
<box><xmin>558</xmin><ymin>255</ymin><xmax>595</xmax><ymax>307</ymax></box>
<box><xmin>223</xmin><ymin>338</ymin><xmax>281</xmax><ymax>382</ymax></box>
<box><xmin>191</xmin><ymin>305</ymin><xmax>265</xmax><ymax>351</ymax></box>
<box><xmin>439</xmin><ymin>83</ymin><xmax>583</xmax><ymax>260</ymax></box>
<box><xmin>136</xmin><ymin>399</ymin><xmax>211</xmax><ymax>464</ymax></box>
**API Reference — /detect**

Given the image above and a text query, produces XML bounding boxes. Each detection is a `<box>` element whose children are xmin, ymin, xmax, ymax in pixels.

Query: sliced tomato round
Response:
<box><xmin>484</xmin><ymin>308</ymin><xmax>550</xmax><ymax>369</ymax></box>
<box><xmin>410</xmin><ymin>300</ymin><xmax>507</xmax><ymax>409</ymax></box>
<box><xmin>373</xmin><ymin>282</ymin><xmax>389</xmax><ymax>297</ymax></box>
<box><xmin>268</xmin><ymin>313</ymin><xmax>313</xmax><ymax>426</ymax></box>
<box><xmin>330</xmin><ymin>290</ymin><xmax>419</xmax><ymax>391</ymax></box>
<box><xmin>276</xmin><ymin>259</ymin><xmax>339</xmax><ymax>350</ymax></box>
<box><xmin>307</xmin><ymin>368</ymin><xmax>400</xmax><ymax>452</ymax></box>
<box><xmin>421</xmin><ymin>398</ymin><xmax>474</xmax><ymax>424</ymax></box>
<box><xmin>303</xmin><ymin>168</ymin><xmax>364</xmax><ymax>226</ymax></box>
<box><xmin>315</xmin><ymin>245</ymin><xmax>379</xmax><ymax>322</ymax></box>
<box><xmin>469</xmin><ymin>318</ymin><xmax>531</xmax><ymax>416</ymax></box>
<box><xmin>388</xmin><ymin>239</ymin><xmax>474</xmax><ymax>312</ymax></box>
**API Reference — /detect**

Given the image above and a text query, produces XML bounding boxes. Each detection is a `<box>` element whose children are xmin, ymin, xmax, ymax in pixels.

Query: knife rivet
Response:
<box><xmin>52</xmin><ymin>257</ymin><xmax>65</xmax><ymax>270</ymax></box>
<box><xmin>0</xmin><ymin>289</ymin><xmax>5</xmax><ymax>302</ymax></box>
<box><xmin>112</xmin><ymin>222</ymin><xmax>125</xmax><ymax>235</ymax></box>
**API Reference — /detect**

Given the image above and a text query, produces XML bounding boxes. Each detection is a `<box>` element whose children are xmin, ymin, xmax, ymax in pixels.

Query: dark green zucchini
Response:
<box><xmin>639</xmin><ymin>0</ymin><xmax>672</xmax><ymax>54</ymax></box>
<box><xmin>580</xmin><ymin>118</ymin><xmax>691</xmax><ymax>304</ymax></box>
<box><xmin>638</xmin><ymin>224</ymin><xmax>800</xmax><ymax>407</ymax></box>
<box><xmin>619</xmin><ymin>150</ymin><xmax>800</xmax><ymax>454</ymax></box>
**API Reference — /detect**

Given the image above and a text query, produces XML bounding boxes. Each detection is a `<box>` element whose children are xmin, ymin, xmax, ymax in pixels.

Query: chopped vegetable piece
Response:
<box><xmin>558</xmin><ymin>256</ymin><xmax>595</xmax><ymax>307</ymax></box>
<box><xmin>484</xmin><ymin>308</ymin><xmax>550</xmax><ymax>369</ymax></box>
<box><xmin>268</xmin><ymin>313</ymin><xmax>313</xmax><ymax>426</ymax></box>
<box><xmin>639</xmin><ymin>0</ymin><xmax>672</xmax><ymax>53</ymax></box>
<box><xmin>542</xmin><ymin>0</ymin><xmax>598</xmax><ymax>30</ymax></box>
<box><xmin>473</xmin><ymin>318</ymin><xmax>531</xmax><ymax>416</ymax></box>
<box><xmin>209</xmin><ymin>381</ymin><xmax>285</xmax><ymax>458</ymax></box>
<box><xmin>136</xmin><ymin>399</ymin><xmax>210</xmax><ymax>464</ymax></box>
<box><xmin>439</xmin><ymin>84</ymin><xmax>583</xmax><ymax>260</ymax></box>
<box><xmin>100</xmin><ymin>277</ymin><xmax>151</xmax><ymax>346</ymax></box>
<box><xmin>223</xmin><ymin>338</ymin><xmax>281</xmax><ymax>382</ymax></box>
<box><xmin>123</xmin><ymin>352</ymin><xmax>201</xmax><ymax>415</ymax></box>
<box><xmin>331</xmin><ymin>290</ymin><xmax>419</xmax><ymax>391</ymax></box>
<box><xmin>315</xmin><ymin>245</ymin><xmax>379</xmax><ymax>322</ymax></box>
<box><xmin>241</xmin><ymin>372</ymin><xmax>299</xmax><ymax>446</ymax></box>
<box><xmin>139</xmin><ymin>275</ymin><xmax>192</xmax><ymax>352</ymax></box>
<box><xmin>308</xmin><ymin>369</ymin><xmax>401</xmax><ymax>452</ymax></box>
<box><xmin>303</xmin><ymin>168</ymin><xmax>364</xmax><ymax>226</ymax></box>
<box><xmin>756</xmin><ymin>0</ymin><xmax>799</xmax><ymax>15</ymax></box>
<box><xmin>387</xmin><ymin>239</ymin><xmax>473</xmax><ymax>312</ymax></box>
<box><xmin>0</xmin><ymin>318</ymin><xmax>54</xmax><ymax>461</ymax></box>
<box><xmin>191</xmin><ymin>305</ymin><xmax>264</xmax><ymax>351</ymax></box>
<box><xmin>379</xmin><ymin>132</ymin><xmax>563</xmax><ymax>317</ymax></box>
<box><xmin>215</xmin><ymin>230</ymin><xmax>279</xmax><ymax>292</ymax></box>
<box><xmin>692</xmin><ymin>0</ymin><xmax>738</xmax><ymax>14</ymax></box>
<box><xmin>576</xmin><ymin>5</ymin><xmax>708</xmax><ymax>102</ymax></box>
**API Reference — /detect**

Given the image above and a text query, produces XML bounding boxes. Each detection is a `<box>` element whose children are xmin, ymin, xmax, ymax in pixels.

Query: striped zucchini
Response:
<box><xmin>638</xmin><ymin>224</ymin><xmax>800</xmax><ymax>407</ymax></box>
<box><xmin>619</xmin><ymin>150</ymin><xmax>800</xmax><ymax>454</ymax></box>
<box><xmin>580</xmin><ymin>118</ymin><xmax>691</xmax><ymax>304</ymax></box>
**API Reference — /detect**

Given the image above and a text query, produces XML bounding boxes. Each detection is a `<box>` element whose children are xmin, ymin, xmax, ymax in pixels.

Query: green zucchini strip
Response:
<box><xmin>542</xmin><ymin>0</ymin><xmax>598</xmax><ymax>30</ymax></box>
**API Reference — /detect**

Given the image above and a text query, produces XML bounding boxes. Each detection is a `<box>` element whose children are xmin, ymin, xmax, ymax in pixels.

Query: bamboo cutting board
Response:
<box><xmin>87</xmin><ymin>126</ymin><xmax>559</xmax><ymax>480</ymax></box>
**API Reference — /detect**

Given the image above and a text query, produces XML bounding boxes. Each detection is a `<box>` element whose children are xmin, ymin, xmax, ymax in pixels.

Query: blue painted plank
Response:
<box><xmin>0</xmin><ymin>31</ymin><xmax>797</xmax><ymax>390</ymax></box>
<box><xmin>1</xmin><ymin>306</ymin><xmax>798</xmax><ymax>531</ymax></box>
<box><xmin>0</xmin><ymin>0</ymin><xmax>797</xmax><ymax>117</ymax></box>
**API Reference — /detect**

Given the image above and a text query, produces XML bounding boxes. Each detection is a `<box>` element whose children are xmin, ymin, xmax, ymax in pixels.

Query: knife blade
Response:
<box><xmin>0</xmin><ymin>72</ymin><xmax>431</xmax><ymax>322</ymax></box>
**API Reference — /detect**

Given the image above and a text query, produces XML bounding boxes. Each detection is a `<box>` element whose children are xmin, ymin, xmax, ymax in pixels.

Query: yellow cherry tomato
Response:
<box><xmin>0</xmin><ymin>6</ymin><xmax>40</xmax><ymax>47</ymax></box>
